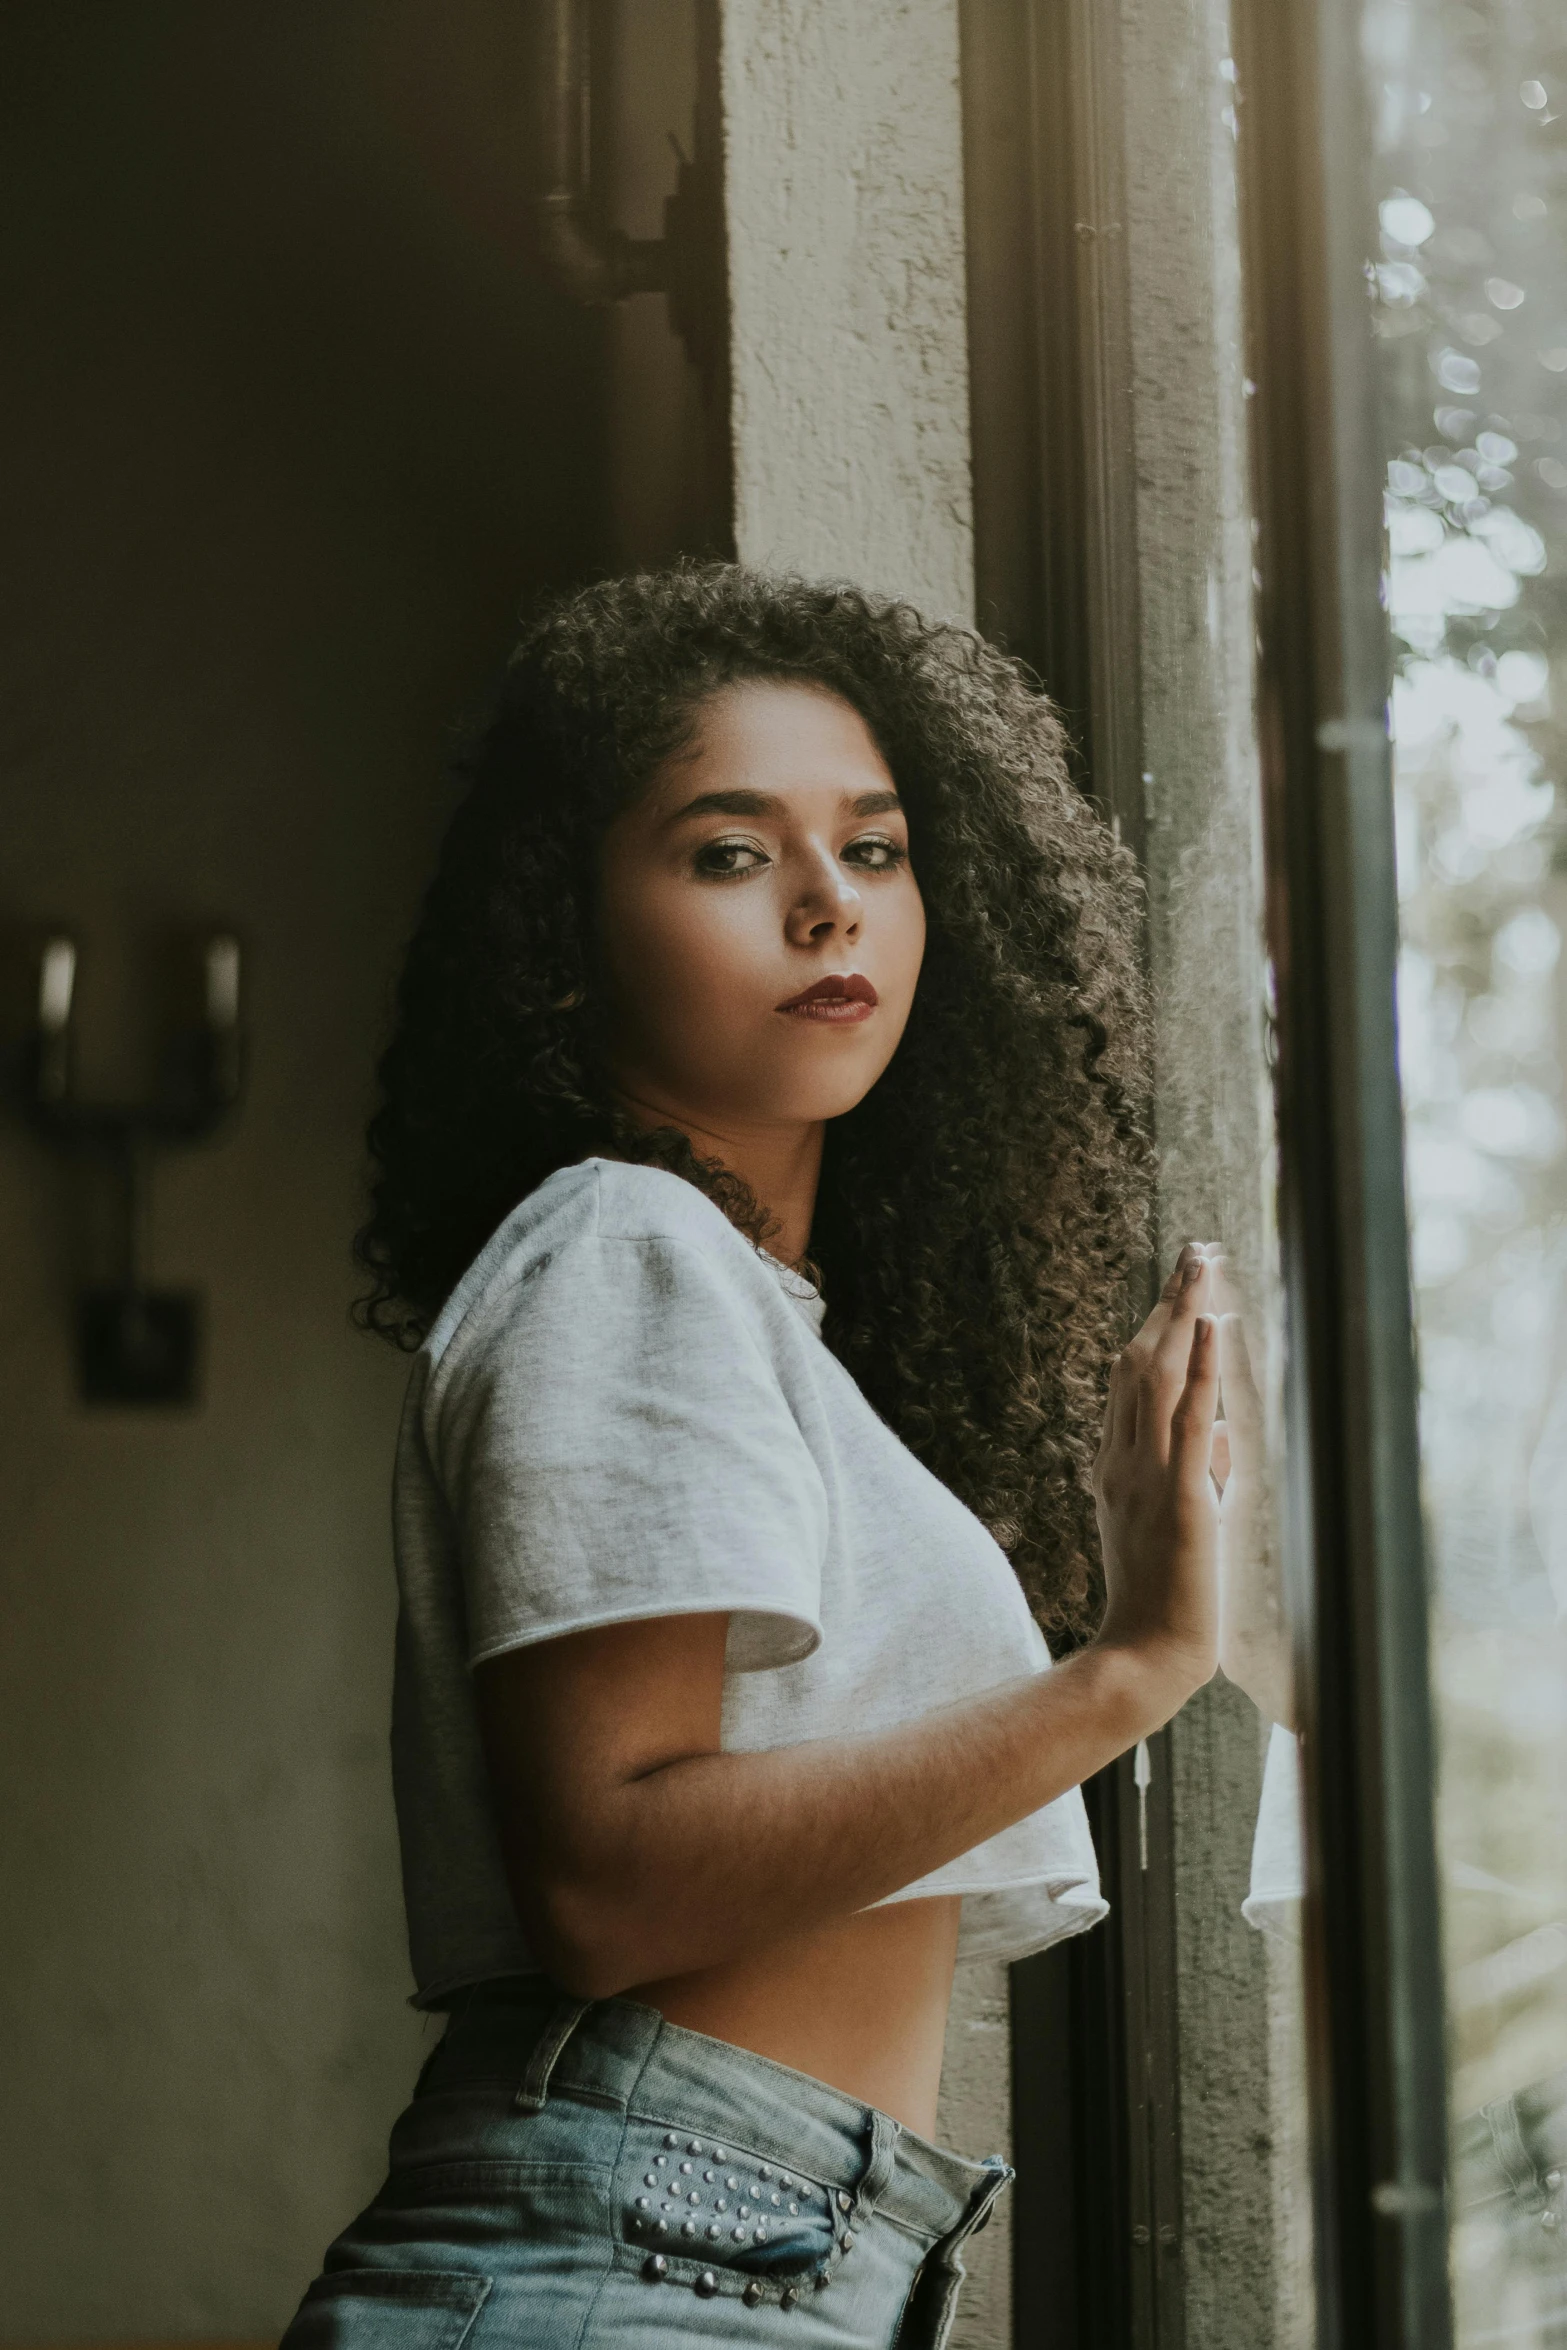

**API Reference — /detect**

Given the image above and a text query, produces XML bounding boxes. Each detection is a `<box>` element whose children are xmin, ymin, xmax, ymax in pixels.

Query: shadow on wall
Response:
<box><xmin>0</xmin><ymin>1</ymin><xmax>711</xmax><ymax>2336</ymax></box>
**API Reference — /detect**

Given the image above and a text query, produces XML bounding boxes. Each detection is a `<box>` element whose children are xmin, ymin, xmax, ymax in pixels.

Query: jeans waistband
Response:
<box><xmin>429</xmin><ymin>1975</ymin><xmax>1006</xmax><ymax>2248</ymax></box>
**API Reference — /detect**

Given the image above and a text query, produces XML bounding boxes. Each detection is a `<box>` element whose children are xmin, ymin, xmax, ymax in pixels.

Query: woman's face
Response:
<box><xmin>595</xmin><ymin>680</ymin><xmax>926</xmax><ymax>1131</ymax></box>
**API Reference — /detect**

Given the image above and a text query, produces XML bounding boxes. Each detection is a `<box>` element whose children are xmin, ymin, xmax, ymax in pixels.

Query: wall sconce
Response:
<box><xmin>23</xmin><ymin>931</ymin><xmax>246</xmax><ymax>1404</ymax></box>
<box><xmin>521</xmin><ymin>0</ymin><xmax>727</xmax><ymax>387</ymax></box>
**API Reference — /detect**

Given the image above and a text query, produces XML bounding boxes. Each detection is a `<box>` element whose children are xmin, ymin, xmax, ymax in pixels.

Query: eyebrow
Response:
<box><xmin>667</xmin><ymin>786</ymin><xmax>904</xmax><ymax>823</ymax></box>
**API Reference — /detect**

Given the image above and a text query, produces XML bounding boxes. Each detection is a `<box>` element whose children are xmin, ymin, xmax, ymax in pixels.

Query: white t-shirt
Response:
<box><xmin>391</xmin><ymin>1155</ymin><xmax>1106</xmax><ymax>2007</ymax></box>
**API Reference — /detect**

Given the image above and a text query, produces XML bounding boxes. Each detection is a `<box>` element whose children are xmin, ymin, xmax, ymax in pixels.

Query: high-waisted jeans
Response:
<box><xmin>280</xmin><ymin>1977</ymin><xmax>1012</xmax><ymax>2349</ymax></box>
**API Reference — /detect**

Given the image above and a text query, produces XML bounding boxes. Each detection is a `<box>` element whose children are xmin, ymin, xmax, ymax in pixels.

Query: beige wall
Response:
<box><xmin>0</xmin><ymin>3</ymin><xmax>703</xmax><ymax>2336</ymax></box>
<box><xmin>722</xmin><ymin>0</ymin><xmax>975</xmax><ymax>621</ymax></box>
<box><xmin>719</xmin><ymin>9</ymin><xmax>1011</xmax><ymax>2342</ymax></box>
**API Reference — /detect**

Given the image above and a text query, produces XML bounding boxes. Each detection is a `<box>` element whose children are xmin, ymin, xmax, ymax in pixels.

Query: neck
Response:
<box><xmin>609</xmin><ymin>1087</ymin><xmax>824</xmax><ymax>1265</ymax></box>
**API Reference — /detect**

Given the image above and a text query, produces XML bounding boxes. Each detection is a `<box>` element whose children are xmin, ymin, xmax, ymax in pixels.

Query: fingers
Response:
<box><xmin>1217</xmin><ymin>1313</ymin><xmax>1264</xmax><ymax>1446</ymax></box>
<box><xmin>1207</xmin><ymin>1250</ymin><xmax>1242</xmax><ymax>1321</ymax></box>
<box><xmin>1143</xmin><ymin>1242</ymin><xmax>1218</xmax><ymax>1330</ymax></box>
<box><xmin>1096</xmin><ymin>1346</ymin><xmax>1119</xmax><ymax>1455</ymax></box>
<box><xmin>1103</xmin><ymin>1344</ymin><xmax>1137</xmax><ymax>1453</ymax></box>
<box><xmin>1121</xmin><ymin>1242</ymin><xmax>1209</xmax><ymax>1379</ymax></box>
<box><xmin>1131</xmin><ymin>1250</ymin><xmax>1212</xmax><ymax>1449</ymax></box>
<box><xmin>1169</xmin><ymin>1314</ymin><xmax>1221</xmax><ymax>1479</ymax></box>
<box><xmin>1152</xmin><ymin>1240</ymin><xmax>1213</xmax><ymax>1323</ymax></box>
<box><xmin>1108</xmin><ymin>1243</ymin><xmax>1219</xmax><ymax>1462</ymax></box>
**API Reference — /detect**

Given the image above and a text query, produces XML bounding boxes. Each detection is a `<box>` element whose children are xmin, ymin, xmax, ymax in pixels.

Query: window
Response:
<box><xmin>963</xmin><ymin>4</ymin><xmax>1317</xmax><ymax>2342</ymax></box>
<box><xmin>1368</xmin><ymin>0</ymin><xmax>1567</xmax><ymax>2340</ymax></box>
<box><xmin>961</xmin><ymin>0</ymin><xmax>1566</xmax><ymax>2341</ymax></box>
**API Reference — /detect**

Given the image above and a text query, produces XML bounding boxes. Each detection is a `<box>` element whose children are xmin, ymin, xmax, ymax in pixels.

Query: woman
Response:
<box><xmin>282</xmin><ymin>566</ymin><xmax>1220</xmax><ymax>2347</ymax></box>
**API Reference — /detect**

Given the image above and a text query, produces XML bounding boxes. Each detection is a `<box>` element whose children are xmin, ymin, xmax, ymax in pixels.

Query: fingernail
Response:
<box><xmin>1182</xmin><ymin>1256</ymin><xmax>1203</xmax><ymax>1286</ymax></box>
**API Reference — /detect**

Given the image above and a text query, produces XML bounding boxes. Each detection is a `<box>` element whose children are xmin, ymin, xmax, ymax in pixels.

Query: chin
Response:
<box><xmin>755</xmin><ymin>1063</ymin><xmax>890</xmax><ymax>1125</ymax></box>
<box><xmin>680</xmin><ymin>1033</ymin><xmax>901</xmax><ymax>1127</ymax></box>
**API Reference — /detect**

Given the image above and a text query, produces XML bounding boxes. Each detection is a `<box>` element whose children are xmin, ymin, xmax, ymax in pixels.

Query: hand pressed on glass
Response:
<box><xmin>1093</xmin><ymin>1240</ymin><xmax>1222</xmax><ymax>1695</ymax></box>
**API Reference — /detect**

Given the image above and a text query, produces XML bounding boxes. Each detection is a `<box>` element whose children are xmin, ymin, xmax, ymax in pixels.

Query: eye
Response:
<box><xmin>693</xmin><ymin>837</ymin><xmax>771</xmax><ymax>879</ymax></box>
<box><xmin>842</xmin><ymin>833</ymin><xmax>909</xmax><ymax>872</ymax></box>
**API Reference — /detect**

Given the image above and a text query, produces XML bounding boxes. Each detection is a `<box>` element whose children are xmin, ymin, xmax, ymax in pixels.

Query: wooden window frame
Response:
<box><xmin>960</xmin><ymin>4</ymin><xmax>1452</xmax><ymax>2346</ymax></box>
<box><xmin>959</xmin><ymin>9</ymin><xmax>1184</xmax><ymax>2342</ymax></box>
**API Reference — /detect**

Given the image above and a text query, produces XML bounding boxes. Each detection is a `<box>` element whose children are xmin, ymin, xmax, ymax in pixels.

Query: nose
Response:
<box><xmin>785</xmin><ymin>849</ymin><xmax>862</xmax><ymax>947</ymax></box>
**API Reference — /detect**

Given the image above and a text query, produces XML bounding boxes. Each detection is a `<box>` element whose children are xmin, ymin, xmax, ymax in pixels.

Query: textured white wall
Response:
<box><xmin>721</xmin><ymin>0</ymin><xmax>975</xmax><ymax>619</ymax></box>
<box><xmin>721</xmin><ymin>11</ymin><xmax>1007</xmax><ymax>2343</ymax></box>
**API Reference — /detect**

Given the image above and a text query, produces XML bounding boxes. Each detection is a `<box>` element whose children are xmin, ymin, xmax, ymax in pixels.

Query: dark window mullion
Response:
<box><xmin>1229</xmin><ymin>0</ymin><xmax>1452</xmax><ymax>2343</ymax></box>
<box><xmin>961</xmin><ymin>4</ymin><xmax>1186</xmax><ymax>2345</ymax></box>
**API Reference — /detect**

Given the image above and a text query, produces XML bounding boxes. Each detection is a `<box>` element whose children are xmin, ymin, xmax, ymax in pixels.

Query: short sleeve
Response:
<box><xmin>427</xmin><ymin>1227</ymin><xmax>828</xmax><ymax>1674</ymax></box>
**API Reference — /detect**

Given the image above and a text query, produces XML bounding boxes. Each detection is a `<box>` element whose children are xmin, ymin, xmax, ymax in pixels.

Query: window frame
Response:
<box><xmin>960</xmin><ymin>6</ymin><xmax>1185</xmax><ymax>2341</ymax></box>
<box><xmin>1230</xmin><ymin>0</ymin><xmax>1451</xmax><ymax>2339</ymax></box>
<box><xmin>961</xmin><ymin>3</ymin><xmax>1454</xmax><ymax>2344</ymax></box>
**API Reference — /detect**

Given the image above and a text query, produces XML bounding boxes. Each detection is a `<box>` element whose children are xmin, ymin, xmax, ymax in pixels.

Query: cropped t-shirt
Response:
<box><xmin>390</xmin><ymin>1156</ymin><xmax>1106</xmax><ymax>2008</ymax></box>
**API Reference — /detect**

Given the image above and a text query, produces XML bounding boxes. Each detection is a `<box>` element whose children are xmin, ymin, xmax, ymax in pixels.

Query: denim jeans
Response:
<box><xmin>280</xmin><ymin>1977</ymin><xmax>1012</xmax><ymax>2349</ymax></box>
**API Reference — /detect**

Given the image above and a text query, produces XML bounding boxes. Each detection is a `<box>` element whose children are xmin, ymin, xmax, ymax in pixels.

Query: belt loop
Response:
<box><xmin>967</xmin><ymin>2154</ymin><xmax>1015</xmax><ymax>2235</ymax></box>
<box><xmin>853</xmin><ymin>2108</ymin><xmax>902</xmax><ymax>2222</ymax></box>
<box><xmin>899</xmin><ymin>2158</ymin><xmax>1015</xmax><ymax>2350</ymax></box>
<box><xmin>515</xmin><ymin>1996</ymin><xmax>594</xmax><ymax>2114</ymax></box>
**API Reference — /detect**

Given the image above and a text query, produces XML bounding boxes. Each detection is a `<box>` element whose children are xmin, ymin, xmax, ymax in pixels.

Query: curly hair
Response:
<box><xmin>357</xmin><ymin>563</ymin><xmax>1150</xmax><ymax>1635</ymax></box>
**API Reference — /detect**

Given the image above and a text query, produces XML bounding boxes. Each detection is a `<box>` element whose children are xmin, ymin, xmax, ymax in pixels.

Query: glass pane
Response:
<box><xmin>1365</xmin><ymin>0</ymin><xmax>1567</xmax><ymax>2337</ymax></box>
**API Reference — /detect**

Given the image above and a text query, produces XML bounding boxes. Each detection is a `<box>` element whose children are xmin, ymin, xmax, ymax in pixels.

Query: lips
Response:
<box><xmin>775</xmin><ymin>973</ymin><xmax>879</xmax><ymax>1022</ymax></box>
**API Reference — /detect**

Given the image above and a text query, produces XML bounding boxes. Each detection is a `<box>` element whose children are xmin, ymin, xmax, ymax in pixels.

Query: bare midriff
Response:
<box><xmin>628</xmin><ymin>1893</ymin><xmax>963</xmax><ymax>2139</ymax></box>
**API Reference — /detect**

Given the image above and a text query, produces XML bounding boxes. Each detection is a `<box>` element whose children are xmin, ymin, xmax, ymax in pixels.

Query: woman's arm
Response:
<box><xmin>476</xmin><ymin>1247</ymin><xmax>1220</xmax><ymax>1999</ymax></box>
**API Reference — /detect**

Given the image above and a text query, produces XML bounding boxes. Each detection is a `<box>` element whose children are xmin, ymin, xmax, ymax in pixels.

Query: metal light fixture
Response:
<box><xmin>22</xmin><ymin>929</ymin><xmax>247</xmax><ymax>1404</ymax></box>
<box><xmin>521</xmin><ymin>0</ymin><xmax>727</xmax><ymax>386</ymax></box>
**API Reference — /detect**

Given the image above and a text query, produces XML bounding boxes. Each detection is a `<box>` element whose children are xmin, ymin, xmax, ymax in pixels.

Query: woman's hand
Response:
<box><xmin>1091</xmin><ymin>1242</ymin><xmax>1221</xmax><ymax>1704</ymax></box>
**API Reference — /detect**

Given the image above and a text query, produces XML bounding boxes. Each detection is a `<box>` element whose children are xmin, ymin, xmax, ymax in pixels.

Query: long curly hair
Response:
<box><xmin>357</xmin><ymin>564</ymin><xmax>1150</xmax><ymax>1634</ymax></box>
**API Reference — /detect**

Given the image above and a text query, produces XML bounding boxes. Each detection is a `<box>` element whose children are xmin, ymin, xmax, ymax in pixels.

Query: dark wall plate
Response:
<box><xmin>76</xmin><ymin>1288</ymin><xmax>200</xmax><ymax>1407</ymax></box>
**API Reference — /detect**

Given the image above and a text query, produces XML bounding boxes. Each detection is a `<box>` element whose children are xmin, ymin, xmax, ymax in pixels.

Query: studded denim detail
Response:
<box><xmin>282</xmin><ymin>1985</ymin><xmax>1012</xmax><ymax>2346</ymax></box>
